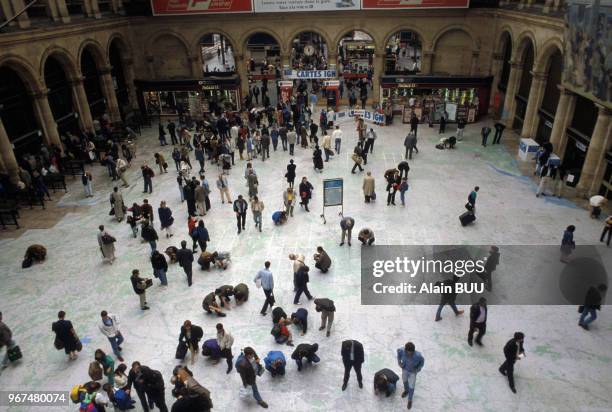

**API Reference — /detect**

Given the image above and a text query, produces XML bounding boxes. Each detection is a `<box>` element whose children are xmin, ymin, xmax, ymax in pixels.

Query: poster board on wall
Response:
<box><xmin>361</xmin><ymin>0</ymin><xmax>469</xmax><ymax>9</ymax></box>
<box><xmin>254</xmin><ymin>0</ymin><xmax>360</xmax><ymax>12</ymax></box>
<box><xmin>151</xmin><ymin>0</ymin><xmax>253</xmax><ymax>15</ymax></box>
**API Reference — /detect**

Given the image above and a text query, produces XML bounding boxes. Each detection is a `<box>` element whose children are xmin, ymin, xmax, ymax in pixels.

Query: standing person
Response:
<box><xmin>341</xmin><ymin>340</ymin><xmax>364</xmax><ymax>390</ymax></box>
<box><xmin>285</xmin><ymin>159</ymin><xmax>296</xmax><ymax>188</ymax></box>
<box><xmin>52</xmin><ymin>310</ymin><xmax>80</xmax><ymax>361</ymax></box>
<box><xmin>356</xmin><ymin>118</ymin><xmax>366</xmax><ymax>147</ymax></box>
<box><xmin>150</xmin><ymin>250</ymin><xmax>168</xmax><ymax>286</ymax></box>
<box><xmin>293</xmin><ymin>265</ymin><xmax>313</xmax><ymax>304</ymax></box>
<box><xmin>233</xmin><ymin>195</ymin><xmax>248</xmax><ymax>234</ymax></box>
<box><xmin>601</xmin><ymin>215</ymin><xmax>612</xmax><ymax>247</ymax></box>
<box><xmin>312</xmin><ymin>146</ymin><xmax>324</xmax><ymax>172</ymax></box>
<box><xmin>194</xmin><ymin>184</ymin><xmax>206</xmax><ymax>216</ymax></box>
<box><xmin>321</xmin><ymin>133</ymin><xmax>333</xmax><ymax>162</ymax></box>
<box><xmin>177</xmin><ymin>240</ymin><xmax>194</xmax><ymax>287</ymax></box>
<box><xmin>404</xmin><ymin>132</ymin><xmax>417</xmax><ymax>160</ymax></box>
<box><xmin>481</xmin><ymin>246</ymin><xmax>500</xmax><ymax>291</ymax></box>
<box><xmin>339</xmin><ymin>215</ymin><xmax>355</xmax><ymax>246</ymax></box>
<box><xmin>172</xmin><ymin>148</ymin><xmax>182</xmax><ymax>172</ymax></box>
<box><xmin>364</xmin><ymin>128</ymin><xmax>376</xmax><ymax>154</ymax></box>
<box><xmin>468</xmin><ymin>297</ymin><xmax>487</xmax><ymax>346</ymax></box>
<box><xmin>110</xmin><ymin>187</ymin><xmax>125</xmax><ymax>222</ymax></box>
<box><xmin>578</xmin><ymin>284</ymin><xmax>607</xmax><ymax>330</ymax></box>
<box><xmin>332</xmin><ymin>125</ymin><xmax>343</xmax><ymax>154</ymax></box>
<box><xmin>410</xmin><ymin>113</ymin><xmax>418</xmax><ymax>139</ymax></box>
<box><xmin>254</xmin><ymin>261</ymin><xmax>274</xmax><ymax>316</ymax></box>
<box><xmin>434</xmin><ymin>276</ymin><xmax>464</xmax><ymax>321</ymax></box>
<box><xmin>499</xmin><ymin>332</ymin><xmax>526</xmax><ymax>393</ymax></box>
<box><xmin>287</xmin><ymin>126</ymin><xmax>297</xmax><ymax>156</ymax></box>
<box><xmin>247</xmin><ymin>170</ymin><xmax>259</xmax><ymax>199</ymax></box>
<box><xmin>309</xmin><ymin>120</ymin><xmax>319</xmax><ymax>147</ymax></box>
<box><xmin>314</xmin><ymin>298</ymin><xmax>335</xmax><ymax>337</ymax></box>
<box><xmin>251</xmin><ymin>195</ymin><xmax>264</xmax><ymax>232</ymax></box>
<box><xmin>397</xmin><ymin>342</ymin><xmax>424</xmax><ymax>409</ymax></box>
<box><xmin>158</xmin><ymin>123</ymin><xmax>167</xmax><ymax>146</ymax></box>
<box><xmin>116</xmin><ymin>157</ymin><xmax>129</xmax><ymax>187</ymax></box>
<box><xmin>467</xmin><ymin>186</ymin><xmax>479</xmax><ymax>214</ymax></box>
<box><xmin>560</xmin><ymin>225</ymin><xmax>576</xmax><ymax>263</ymax></box>
<box><xmin>362</xmin><ymin>172</ymin><xmax>375</xmax><ymax>203</ymax></box>
<box><xmin>184</xmin><ymin>181</ymin><xmax>196</xmax><ymax>217</ymax></box>
<box><xmin>283</xmin><ymin>187</ymin><xmax>297</xmax><ymax>217</ymax></box>
<box><xmin>82</xmin><ymin>171</ymin><xmax>94</xmax><ymax>197</ymax></box>
<box><xmin>141</xmin><ymin>164</ymin><xmax>154</xmax><ymax>194</ymax></box>
<box><xmin>179</xmin><ymin>320</ymin><xmax>203</xmax><ymax>365</ymax></box>
<box><xmin>481</xmin><ymin>126</ymin><xmax>491</xmax><ymax>147</ymax></box>
<box><xmin>351</xmin><ymin>146</ymin><xmax>364</xmax><ymax>174</ymax></box>
<box><xmin>493</xmin><ymin>122</ymin><xmax>506</xmax><ymax>144</ymax></box>
<box><xmin>439</xmin><ymin>114</ymin><xmax>447</xmax><ymax>134</ymax></box>
<box><xmin>216</xmin><ymin>323</ymin><xmax>234</xmax><ymax>374</ymax></box>
<box><xmin>98</xmin><ymin>311</ymin><xmax>124</xmax><ymax>362</ymax></box>
<box><xmin>0</xmin><ymin>312</ymin><xmax>17</xmax><ymax>372</ymax></box>
<box><xmin>216</xmin><ymin>174</ymin><xmax>232</xmax><ymax>204</ymax></box>
<box><xmin>134</xmin><ymin>364</ymin><xmax>168</xmax><ymax>412</ymax></box>
<box><xmin>130</xmin><ymin>269</ymin><xmax>150</xmax><ymax>310</ymax></box>
<box><xmin>399</xmin><ymin>178</ymin><xmax>409</xmax><ymax>207</ymax></box>
<box><xmin>536</xmin><ymin>164</ymin><xmax>551</xmax><ymax>198</ymax></box>
<box><xmin>158</xmin><ymin>201</ymin><xmax>174</xmax><ymax>238</ymax></box>
<box><xmin>298</xmin><ymin>177</ymin><xmax>314</xmax><ymax>212</ymax></box>
<box><xmin>168</xmin><ymin>120</ymin><xmax>177</xmax><ymax>145</ymax></box>
<box><xmin>97</xmin><ymin>225</ymin><xmax>116</xmax><ymax>264</ymax></box>
<box><xmin>456</xmin><ymin>117</ymin><xmax>467</xmax><ymax>140</ymax></box>
<box><xmin>194</xmin><ymin>144</ymin><xmax>205</xmax><ymax>172</ymax></box>
<box><xmin>141</xmin><ymin>220</ymin><xmax>159</xmax><ymax>254</ymax></box>
<box><xmin>279</xmin><ymin>125</ymin><xmax>288</xmax><ymax>151</ymax></box>
<box><xmin>236</xmin><ymin>347</ymin><xmax>268</xmax><ymax>408</ymax></box>
<box><xmin>192</xmin><ymin>221</ymin><xmax>210</xmax><ymax>253</ymax></box>
<box><xmin>127</xmin><ymin>361</ymin><xmax>150</xmax><ymax>412</ymax></box>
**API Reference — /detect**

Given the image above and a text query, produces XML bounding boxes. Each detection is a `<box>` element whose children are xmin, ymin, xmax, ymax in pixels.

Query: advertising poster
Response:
<box><xmin>254</xmin><ymin>0</ymin><xmax>360</xmax><ymax>12</ymax></box>
<box><xmin>323</xmin><ymin>179</ymin><xmax>343</xmax><ymax>207</ymax></box>
<box><xmin>282</xmin><ymin>69</ymin><xmax>337</xmax><ymax>79</ymax></box>
<box><xmin>361</xmin><ymin>0</ymin><xmax>469</xmax><ymax>9</ymax></box>
<box><xmin>151</xmin><ymin>0</ymin><xmax>253</xmax><ymax>15</ymax></box>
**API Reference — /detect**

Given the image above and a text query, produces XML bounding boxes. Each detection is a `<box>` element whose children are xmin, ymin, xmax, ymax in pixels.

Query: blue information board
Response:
<box><xmin>323</xmin><ymin>179</ymin><xmax>343</xmax><ymax>207</ymax></box>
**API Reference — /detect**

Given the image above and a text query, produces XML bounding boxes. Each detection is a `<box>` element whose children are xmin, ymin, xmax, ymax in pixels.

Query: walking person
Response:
<box><xmin>130</xmin><ymin>269</ymin><xmax>150</xmax><ymax>310</ymax></box>
<box><xmin>409</xmin><ymin>113</ymin><xmax>418</xmax><ymax>139</ymax></box>
<box><xmin>341</xmin><ymin>340</ymin><xmax>364</xmax><ymax>390</ymax></box>
<box><xmin>439</xmin><ymin>114</ymin><xmax>447</xmax><ymax>134</ymax></box>
<box><xmin>52</xmin><ymin>310</ymin><xmax>80</xmax><ymax>361</ymax></box>
<box><xmin>116</xmin><ymin>158</ymin><xmax>129</xmax><ymax>187</ymax></box>
<box><xmin>321</xmin><ymin>133</ymin><xmax>333</xmax><ymax>162</ymax></box>
<box><xmin>233</xmin><ymin>195</ymin><xmax>248</xmax><ymax>234</ymax></box>
<box><xmin>179</xmin><ymin>320</ymin><xmax>203</xmax><ymax>365</ymax></box>
<box><xmin>192</xmin><ymin>220</ymin><xmax>210</xmax><ymax>253</ymax></box>
<box><xmin>456</xmin><ymin>117</ymin><xmax>467</xmax><ymax>140</ymax></box>
<box><xmin>254</xmin><ymin>261</ymin><xmax>274</xmax><ymax>316</ymax></box>
<box><xmin>601</xmin><ymin>215</ymin><xmax>612</xmax><ymax>247</ymax></box>
<box><xmin>82</xmin><ymin>171</ymin><xmax>94</xmax><ymax>197</ymax></box>
<box><xmin>216</xmin><ymin>174</ymin><xmax>232</xmax><ymax>204</ymax></box>
<box><xmin>110</xmin><ymin>187</ymin><xmax>125</xmax><ymax>222</ymax></box>
<box><xmin>141</xmin><ymin>220</ymin><xmax>159</xmax><ymax>254</ymax></box>
<box><xmin>467</xmin><ymin>297</ymin><xmax>487</xmax><ymax>346</ymax></box>
<box><xmin>98</xmin><ymin>311</ymin><xmax>124</xmax><ymax>362</ymax></box>
<box><xmin>97</xmin><ymin>225</ymin><xmax>116</xmax><ymax>264</ymax></box>
<box><xmin>364</xmin><ymin>128</ymin><xmax>376</xmax><ymax>154</ymax></box>
<box><xmin>154</xmin><ymin>153</ymin><xmax>168</xmax><ymax>174</ymax></box>
<box><xmin>168</xmin><ymin>120</ymin><xmax>177</xmax><ymax>145</ymax></box>
<box><xmin>399</xmin><ymin>178</ymin><xmax>409</xmax><ymax>206</ymax></box>
<box><xmin>293</xmin><ymin>265</ymin><xmax>313</xmax><ymax>304</ymax></box>
<box><xmin>467</xmin><ymin>186</ymin><xmax>479</xmax><ymax>214</ymax></box>
<box><xmin>194</xmin><ymin>183</ymin><xmax>207</xmax><ymax>216</ymax></box>
<box><xmin>362</xmin><ymin>172</ymin><xmax>375</xmax><ymax>203</ymax></box>
<box><xmin>481</xmin><ymin>126</ymin><xmax>491</xmax><ymax>147</ymax></box>
<box><xmin>158</xmin><ymin>123</ymin><xmax>167</xmax><ymax>146</ymax></box>
<box><xmin>312</xmin><ymin>146</ymin><xmax>324</xmax><ymax>172</ymax></box>
<box><xmin>434</xmin><ymin>276</ymin><xmax>464</xmax><ymax>321</ymax></box>
<box><xmin>283</xmin><ymin>187</ymin><xmax>297</xmax><ymax>217</ymax></box>
<box><xmin>397</xmin><ymin>342</ymin><xmax>424</xmax><ymax>409</ymax></box>
<box><xmin>578</xmin><ymin>284</ymin><xmax>607</xmax><ymax>331</ymax></box>
<box><xmin>493</xmin><ymin>122</ymin><xmax>506</xmax><ymax>144</ymax></box>
<box><xmin>351</xmin><ymin>146</ymin><xmax>364</xmax><ymax>174</ymax></box>
<box><xmin>236</xmin><ymin>347</ymin><xmax>268</xmax><ymax>408</ymax></box>
<box><xmin>172</xmin><ymin>148</ymin><xmax>181</xmax><ymax>172</ymax></box>
<box><xmin>247</xmin><ymin>170</ymin><xmax>259</xmax><ymax>199</ymax></box>
<box><xmin>158</xmin><ymin>201</ymin><xmax>174</xmax><ymax>238</ymax></box>
<box><xmin>404</xmin><ymin>132</ymin><xmax>417</xmax><ymax>160</ymax></box>
<box><xmin>150</xmin><ymin>250</ymin><xmax>168</xmax><ymax>286</ymax></box>
<box><xmin>286</xmin><ymin>159</ymin><xmax>296</xmax><ymax>188</ymax></box>
<box><xmin>176</xmin><ymin>240</ymin><xmax>194</xmax><ymax>287</ymax></box>
<box><xmin>251</xmin><ymin>195</ymin><xmax>264</xmax><ymax>232</ymax></box>
<box><xmin>314</xmin><ymin>298</ymin><xmax>335</xmax><ymax>337</ymax></box>
<box><xmin>194</xmin><ymin>144</ymin><xmax>205</xmax><ymax>172</ymax></box>
<box><xmin>216</xmin><ymin>323</ymin><xmax>234</xmax><ymax>373</ymax></box>
<box><xmin>332</xmin><ymin>125</ymin><xmax>342</xmax><ymax>154</ymax></box>
<box><xmin>560</xmin><ymin>225</ymin><xmax>576</xmax><ymax>263</ymax></box>
<box><xmin>298</xmin><ymin>177</ymin><xmax>313</xmax><ymax>212</ymax></box>
<box><xmin>287</xmin><ymin>126</ymin><xmax>297</xmax><ymax>156</ymax></box>
<box><xmin>499</xmin><ymin>332</ymin><xmax>526</xmax><ymax>393</ymax></box>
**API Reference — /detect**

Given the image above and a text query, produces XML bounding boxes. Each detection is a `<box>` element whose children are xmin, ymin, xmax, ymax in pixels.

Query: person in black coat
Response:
<box><xmin>141</xmin><ymin>221</ymin><xmax>159</xmax><ymax>254</ymax></box>
<box><xmin>286</xmin><ymin>160</ymin><xmax>296</xmax><ymax>188</ymax></box>
<box><xmin>236</xmin><ymin>347</ymin><xmax>268</xmax><ymax>408</ymax></box>
<box><xmin>52</xmin><ymin>310</ymin><xmax>80</xmax><ymax>360</ymax></box>
<box><xmin>151</xmin><ymin>250</ymin><xmax>168</xmax><ymax>286</ymax></box>
<box><xmin>130</xmin><ymin>269</ymin><xmax>150</xmax><ymax>310</ymax></box>
<box><xmin>312</xmin><ymin>146</ymin><xmax>323</xmax><ymax>172</ymax></box>
<box><xmin>499</xmin><ymin>332</ymin><xmax>525</xmax><ymax>393</ymax></box>
<box><xmin>482</xmin><ymin>246</ymin><xmax>500</xmax><ymax>291</ymax></box>
<box><xmin>409</xmin><ymin>114</ymin><xmax>418</xmax><ymax>138</ymax></box>
<box><xmin>341</xmin><ymin>340</ymin><xmax>364</xmax><ymax>390</ymax></box>
<box><xmin>397</xmin><ymin>160</ymin><xmax>410</xmax><ymax>179</ymax></box>
<box><xmin>176</xmin><ymin>240</ymin><xmax>194</xmax><ymax>287</ymax></box>
<box><xmin>291</xmin><ymin>308</ymin><xmax>308</xmax><ymax>336</ymax></box>
<box><xmin>293</xmin><ymin>265</ymin><xmax>313</xmax><ymax>304</ymax></box>
<box><xmin>135</xmin><ymin>364</ymin><xmax>168</xmax><ymax>412</ymax></box>
<box><xmin>291</xmin><ymin>343</ymin><xmax>320</xmax><ymax>371</ymax></box>
<box><xmin>468</xmin><ymin>297</ymin><xmax>487</xmax><ymax>346</ymax></box>
<box><xmin>374</xmin><ymin>368</ymin><xmax>400</xmax><ymax>397</ymax></box>
<box><xmin>298</xmin><ymin>177</ymin><xmax>314</xmax><ymax>212</ymax></box>
<box><xmin>179</xmin><ymin>320</ymin><xmax>204</xmax><ymax>365</ymax></box>
<box><xmin>272</xmin><ymin>307</ymin><xmax>288</xmax><ymax>325</ymax></box>
<box><xmin>128</xmin><ymin>362</ymin><xmax>151</xmax><ymax>412</ymax></box>
<box><xmin>184</xmin><ymin>182</ymin><xmax>196</xmax><ymax>217</ymax></box>
<box><xmin>579</xmin><ymin>284</ymin><xmax>607</xmax><ymax>330</ymax></box>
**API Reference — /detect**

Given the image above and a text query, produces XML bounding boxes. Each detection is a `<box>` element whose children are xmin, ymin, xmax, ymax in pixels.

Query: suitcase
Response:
<box><xmin>7</xmin><ymin>345</ymin><xmax>22</xmax><ymax>362</ymax></box>
<box><xmin>459</xmin><ymin>211</ymin><xmax>476</xmax><ymax>226</ymax></box>
<box><xmin>175</xmin><ymin>341</ymin><xmax>188</xmax><ymax>360</ymax></box>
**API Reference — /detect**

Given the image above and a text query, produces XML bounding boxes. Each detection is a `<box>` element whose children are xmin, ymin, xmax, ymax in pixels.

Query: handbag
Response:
<box><xmin>175</xmin><ymin>341</ymin><xmax>188</xmax><ymax>360</ymax></box>
<box><xmin>371</xmin><ymin>191</ymin><xmax>376</xmax><ymax>200</ymax></box>
<box><xmin>75</xmin><ymin>338</ymin><xmax>83</xmax><ymax>352</ymax></box>
<box><xmin>54</xmin><ymin>336</ymin><xmax>64</xmax><ymax>350</ymax></box>
<box><xmin>239</xmin><ymin>386</ymin><xmax>251</xmax><ymax>400</ymax></box>
<box><xmin>144</xmin><ymin>278</ymin><xmax>153</xmax><ymax>289</ymax></box>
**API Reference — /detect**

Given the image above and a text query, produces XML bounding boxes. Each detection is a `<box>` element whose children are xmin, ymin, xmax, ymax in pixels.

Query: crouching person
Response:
<box><xmin>202</xmin><ymin>292</ymin><xmax>226</xmax><ymax>317</ymax></box>
<box><xmin>264</xmin><ymin>351</ymin><xmax>286</xmax><ymax>377</ymax></box>
<box><xmin>234</xmin><ymin>283</ymin><xmax>249</xmax><ymax>304</ymax></box>
<box><xmin>358</xmin><ymin>228</ymin><xmax>375</xmax><ymax>246</ymax></box>
<box><xmin>374</xmin><ymin>368</ymin><xmax>400</xmax><ymax>397</ymax></box>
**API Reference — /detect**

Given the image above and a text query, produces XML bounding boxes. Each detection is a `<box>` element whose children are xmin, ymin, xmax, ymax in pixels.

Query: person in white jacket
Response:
<box><xmin>216</xmin><ymin>323</ymin><xmax>235</xmax><ymax>374</ymax></box>
<box><xmin>288</xmin><ymin>253</ymin><xmax>305</xmax><ymax>292</ymax></box>
<box><xmin>98</xmin><ymin>311</ymin><xmax>124</xmax><ymax>361</ymax></box>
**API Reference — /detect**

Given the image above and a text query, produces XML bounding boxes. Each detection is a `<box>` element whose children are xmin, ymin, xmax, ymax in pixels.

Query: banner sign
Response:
<box><xmin>283</xmin><ymin>69</ymin><xmax>337</xmax><ymax>80</ymax></box>
<box><xmin>254</xmin><ymin>0</ymin><xmax>360</xmax><ymax>12</ymax></box>
<box><xmin>361</xmin><ymin>0</ymin><xmax>469</xmax><ymax>9</ymax></box>
<box><xmin>336</xmin><ymin>109</ymin><xmax>385</xmax><ymax>125</ymax></box>
<box><xmin>151</xmin><ymin>0</ymin><xmax>253</xmax><ymax>15</ymax></box>
<box><xmin>323</xmin><ymin>179</ymin><xmax>343</xmax><ymax>207</ymax></box>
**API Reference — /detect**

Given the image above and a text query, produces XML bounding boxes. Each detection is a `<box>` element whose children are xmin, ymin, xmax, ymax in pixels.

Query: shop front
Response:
<box><xmin>135</xmin><ymin>76</ymin><xmax>241</xmax><ymax>119</ymax></box>
<box><xmin>380</xmin><ymin>75</ymin><xmax>492</xmax><ymax>124</ymax></box>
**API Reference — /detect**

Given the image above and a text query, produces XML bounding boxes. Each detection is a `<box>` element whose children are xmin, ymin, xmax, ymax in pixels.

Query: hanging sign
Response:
<box><xmin>283</xmin><ymin>69</ymin><xmax>337</xmax><ymax>79</ymax></box>
<box><xmin>151</xmin><ymin>0</ymin><xmax>253</xmax><ymax>15</ymax></box>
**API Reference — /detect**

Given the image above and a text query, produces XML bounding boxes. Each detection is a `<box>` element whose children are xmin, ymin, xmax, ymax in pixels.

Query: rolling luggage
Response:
<box><xmin>175</xmin><ymin>341</ymin><xmax>188</xmax><ymax>360</ymax></box>
<box><xmin>459</xmin><ymin>211</ymin><xmax>476</xmax><ymax>226</ymax></box>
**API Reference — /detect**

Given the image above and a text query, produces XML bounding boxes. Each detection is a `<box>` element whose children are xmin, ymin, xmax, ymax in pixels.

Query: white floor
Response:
<box><xmin>0</xmin><ymin>116</ymin><xmax>611</xmax><ymax>412</ymax></box>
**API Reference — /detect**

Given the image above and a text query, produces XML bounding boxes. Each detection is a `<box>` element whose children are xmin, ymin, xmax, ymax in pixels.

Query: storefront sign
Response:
<box><xmin>323</xmin><ymin>80</ymin><xmax>340</xmax><ymax>87</ymax></box>
<box><xmin>254</xmin><ymin>0</ymin><xmax>360</xmax><ymax>12</ymax></box>
<box><xmin>575</xmin><ymin>141</ymin><xmax>587</xmax><ymax>152</ymax></box>
<box><xmin>283</xmin><ymin>69</ymin><xmax>337</xmax><ymax>79</ymax></box>
<box><xmin>361</xmin><ymin>0</ymin><xmax>469</xmax><ymax>9</ymax></box>
<box><xmin>278</xmin><ymin>81</ymin><xmax>294</xmax><ymax>87</ymax></box>
<box><xmin>397</xmin><ymin>83</ymin><xmax>417</xmax><ymax>88</ymax></box>
<box><xmin>151</xmin><ymin>0</ymin><xmax>253</xmax><ymax>15</ymax></box>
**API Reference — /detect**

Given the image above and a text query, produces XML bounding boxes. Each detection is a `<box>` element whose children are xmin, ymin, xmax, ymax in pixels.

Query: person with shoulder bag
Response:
<box><xmin>130</xmin><ymin>269</ymin><xmax>151</xmax><ymax>310</ymax></box>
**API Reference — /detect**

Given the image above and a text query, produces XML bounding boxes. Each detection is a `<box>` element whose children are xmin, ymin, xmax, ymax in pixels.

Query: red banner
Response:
<box><xmin>361</xmin><ymin>0</ymin><xmax>469</xmax><ymax>9</ymax></box>
<box><xmin>151</xmin><ymin>0</ymin><xmax>253</xmax><ymax>15</ymax></box>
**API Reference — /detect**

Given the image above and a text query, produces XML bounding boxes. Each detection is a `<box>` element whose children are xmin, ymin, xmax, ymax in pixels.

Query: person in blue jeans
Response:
<box><xmin>579</xmin><ymin>284</ymin><xmax>607</xmax><ymax>331</ymax></box>
<box><xmin>291</xmin><ymin>343</ymin><xmax>320</xmax><ymax>371</ymax></box>
<box><xmin>236</xmin><ymin>347</ymin><xmax>268</xmax><ymax>408</ymax></box>
<box><xmin>397</xmin><ymin>341</ymin><xmax>424</xmax><ymax>409</ymax></box>
<box><xmin>98</xmin><ymin>311</ymin><xmax>124</xmax><ymax>361</ymax></box>
<box><xmin>434</xmin><ymin>276</ymin><xmax>464</xmax><ymax>321</ymax></box>
<box><xmin>264</xmin><ymin>351</ymin><xmax>286</xmax><ymax>377</ymax></box>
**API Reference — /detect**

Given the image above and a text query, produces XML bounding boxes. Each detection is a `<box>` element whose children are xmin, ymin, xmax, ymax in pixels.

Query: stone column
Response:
<box><xmin>470</xmin><ymin>51</ymin><xmax>480</xmax><ymax>76</ymax></box>
<box><xmin>552</xmin><ymin>0</ymin><xmax>561</xmax><ymax>11</ymax></box>
<box><xmin>47</xmin><ymin>0</ymin><xmax>70</xmax><ymax>22</ymax></box>
<box><xmin>372</xmin><ymin>51</ymin><xmax>384</xmax><ymax>105</ymax></box>
<box><xmin>281</xmin><ymin>53</ymin><xmax>290</xmax><ymax>68</ymax></box>
<box><xmin>489</xmin><ymin>53</ymin><xmax>504</xmax><ymax>106</ymax></box>
<box><xmin>543</xmin><ymin>0</ymin><xmax>553</xmax><ymax>13</ymax></box>
<box><xmin>99</xmin><ymin>66</ymin><xmax>122</xmax><ymax>122</ymax></box>
<box><xmin>502</xmin><ymin>61</ymin><xmax>522</xmax><ymax>127</ymax></box>
<box><xmin>31</xmin><ymin>90</ymin><xmax>63</xmax><ymax>151</ymax></box>
<box><xmin>0</xmin><ymin>118</ymin><xmax>20</xmax><ymax>185</ymax></box>
<box><xmin>576</xmin><ymin>105</ymin><xmax>612</xmax><ymax>197</ymax></box>
<box><xmin>122</xmin><ymin>58</ymin><xmax>139</xmax><ymax>110</ymax></box>
<box><xmin>234</xmin><ymin>53</ymin><xmax>250</xmax><ymax>100</ymax></box>
<box><xmin>70</xmin><ymin>77</ymin><xmax>94</xmax><ymax>132</ymax></box>
<box><xmin>328</xmin><ymin>52</ymin><xmax>337</xmax><ymax>67</ymax></box>
<box><xmin>421</xmin><ymin>50</ymin><xmax>434</xmax><ymax>75</ymax></box>
<box><xmin>548</xmin><ymin>85</ymin><xmax>576</xmax><ymax>157</ymax></box>
<box><xmin>520</xmin><ymin>71</ymin><xmax>547</xmax><ymax>138</ymax></box>
<box><xmin>110</xmin><ymin>0</ymin><xmax>123</xmax><ymax>14</ymax></box>
<box><xmin>83</xmin><ymin>0</ymin><xmax>101</xmax><ymax>18</ymax></box>
<box><xmin>0</xmin><ymin>0</ymin><xmax>30</xmax><ymax>28</ymax></box>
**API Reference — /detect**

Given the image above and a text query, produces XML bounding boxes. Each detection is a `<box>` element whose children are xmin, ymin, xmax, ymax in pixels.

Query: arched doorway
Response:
<box><xmin>80</xmin><ymin>47</ymin><xmax>106</xmax><ymax>119</ymax></box>
<box><xmin>384</xmin><ymin>30</ymin><xmax>422</xmax><ymax>74</ymax></box>
<box><xmin>0</xmin><ymin>66</ymin><xmax>42</xmax><ymax>156</ymax></box>
<box><xmin>495</xmin><ymin>33</ymin><xmax>512</xmax><ymax>116</ymax></box>
<box><xmin>44</xmin><ymin>56</ymin><xmax>79</xmax><ymax>136</ymax></box>
<box><xmin>246</xmin><ymin>32</ymin><xmax>281</xmax><ymax>107</ymax></box>
<box><xmin>513</xmin><ymin>40</ymin><xmax>534</xmax><ymax>131</ymax></box>
<box><xmin>109</xmin><ymin>39</ymin><xmax>130</xmax><ymax>119</ymax></box>
<box><xmin>290</xmin><ymin>31</ymin><xmax>329</xmax><ymax>110</ymax></box>
<box><xmin>200</xmin><ymin>33</ymin><xmax>235</xmax><ymax>74</ymax></box>
<box><xmin>338</xmin><ymin>30</ymin><xmax>374</xmax><ymax>108</ymax></box>
<box><xmin>535</xmin><ymin>49</ymin><xmax>562</xmax><ymax>144</ymax></box>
